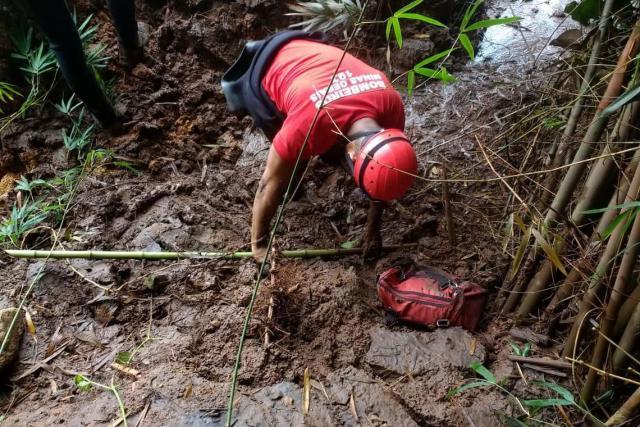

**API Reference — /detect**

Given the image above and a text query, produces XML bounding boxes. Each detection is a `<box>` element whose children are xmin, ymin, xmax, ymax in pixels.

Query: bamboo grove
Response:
<box><xmin>498</xmin><ymin>1</ymin><xmax>640</xmax><ymax>422</ymax></box>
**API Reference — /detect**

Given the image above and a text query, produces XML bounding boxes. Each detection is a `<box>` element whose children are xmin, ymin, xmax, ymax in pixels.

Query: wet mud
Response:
<box><xmin>0</xmin><ymin>0</ymin><xmax>574</xmax><ymax>425</ymax></box>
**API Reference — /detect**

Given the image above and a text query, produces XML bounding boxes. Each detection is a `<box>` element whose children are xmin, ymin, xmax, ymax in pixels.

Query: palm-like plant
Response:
<box><xmin>287</xmin><ymin>0</ymin><xmax>364</xmax><ymax>32</ymax></box>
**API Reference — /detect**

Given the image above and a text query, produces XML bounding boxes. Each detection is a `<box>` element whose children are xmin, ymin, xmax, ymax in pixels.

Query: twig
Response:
<box><xmin>507</xmin><ymin>355</ymin><xmax>571</xmax><ymax>370</ymax></box>
<box><xmin>442</xmin><ymin>162</ymin><xmax>455</xmax><ymax>245</ymax></box>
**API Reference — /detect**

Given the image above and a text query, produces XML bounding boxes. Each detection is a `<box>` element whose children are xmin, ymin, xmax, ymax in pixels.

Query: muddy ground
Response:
<box><xmin>0</xmin><ymin>1</ymin><xmax>575</xmax><ymax>426</ymax></box>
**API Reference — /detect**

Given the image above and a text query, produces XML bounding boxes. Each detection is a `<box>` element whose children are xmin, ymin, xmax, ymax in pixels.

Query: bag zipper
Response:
<box><xmin>379</xmin><ymin>282</ymin><xmax>450</xmax><ymax>308</ymax></box>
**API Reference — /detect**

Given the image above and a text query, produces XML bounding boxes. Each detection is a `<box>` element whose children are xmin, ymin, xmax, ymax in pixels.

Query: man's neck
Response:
<box><xmin>347</xmin><ymin>117</ymin><xmax>382</xmax><ymax>139</ymax></box>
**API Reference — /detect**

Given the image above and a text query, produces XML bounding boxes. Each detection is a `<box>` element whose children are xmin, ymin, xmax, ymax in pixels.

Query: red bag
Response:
<box><xmin>377</xmin><ymin>262</ymin><xmax>488</xmax><ymax>331</ymax></box>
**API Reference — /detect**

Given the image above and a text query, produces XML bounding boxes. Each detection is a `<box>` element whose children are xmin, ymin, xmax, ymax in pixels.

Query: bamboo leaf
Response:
<box><xmin>398</xmin><ymin>12</ymin><xmax>447</xmax><ymax>28</ymax></box>
<box><xmin>513</xmin><ymin>213</ymin><xmax>527</xmax><ymax>233</ymax></box>
<box><xmin>470</xmin><ymin>361</ymin><xmax>496</xmax><ymax>383</ymax></box>
<box><xmin>414</xmin><ymin>48</ymin><xmax>456</xmax><ymax>68</ymax></box>
<box><xmin>601</xmin><ymin>85</ymin><xmax>640</xmax><ymax>117</ymax></box>
<box><xmin>509</xmin><ymin>340</ymin><xmax>522</xmax><ymax>356</ymax></box>
<box><xmin>583</xmin><ymin>201</ymin><xmax>640</xmax><ymax>214</ymax></box>
<box><xmin>523</xmin><ymin>398</ymin><xmax>573</xmax><ymax>408</ymax></box>
<box><xmin>461</xmin><ymin>0</ymin><xmax>484</xmax><ymax>29</ymax></box>
<box><xmin>531</xmin><ymin>228</ymin><xmax>567</xmax><ymax>275</ymax></box>
<box><xmin>395</xmin><ymin>0</ymin><xmax>424</xmax><ymax>16</ymax></box>
<box><xmin>507</xmin><ymin>226</ymin><xmax>531</xmax><ymax>280</ymax></box>
<box><xmin>459</xmin><ymin>33</ymin><xmax>475</xmax><ymax>60</ymax></box>
<box><xmin>414</xmin><ymin>67</ymin><xmax>456</xmax><ymax>83</ymax></box>
<box><xmin>532</xmin><ymin>381</ymin><xmax>575</xmax><ymax>403</ymax></box>
<box><xmin>445</xmin><ymin>381</ymin><xmax>490</xmax><ymax>399</ymax></box>
<box><xmin>463</xmin><ymin>16</ymin><xmax>521</xmax><ymax>32</ymax></box>
<box><xmin>601</xmin><ymin>210</ymin><xmax>634</xmax><ymax>240</ymax></box>
<box><xmin>407</xmin><ymin>70</ymin><xmax>415</xmax><ymax>97</ymax></box>
<box><xmin>392</xmin><ymin>17</ymin><xmax>403</xmax><ymax>48</ymax></box>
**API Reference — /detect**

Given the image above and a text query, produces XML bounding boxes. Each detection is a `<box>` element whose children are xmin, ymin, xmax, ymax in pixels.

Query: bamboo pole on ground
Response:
<box><xmin>581</xmin><ymin>211</ymin><xmax>640</xmax><ymax>403</ymax></box>
<box><xmin>562</xmin><ymin>161</ymin><xmax>640</xmax><ymax>358</ymax></box>
<box><xmin>4</xmin><ymin>245</ymin><xmax>413</xmax><ymax>260</ymax></box>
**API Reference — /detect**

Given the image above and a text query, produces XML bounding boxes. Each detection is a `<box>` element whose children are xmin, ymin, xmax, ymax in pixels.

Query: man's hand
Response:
<box><xmin>252</xmin><ymin>243</ymin><xmax>268</xmax><ymax>264</ymax></box>
<box><xmin>362</xmin><ymin>201</ymin><xmax>385</xmax><ymax>262</ymax></box>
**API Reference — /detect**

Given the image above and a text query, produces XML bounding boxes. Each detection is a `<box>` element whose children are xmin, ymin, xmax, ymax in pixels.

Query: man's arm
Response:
<box><xmin>251</xmin><ymin>146</ymin><xmax>295</xmax><ymax>261</ymax></box>
<box><xmin>363</xmin><ymin>200</ymin><xmax>385</xmax><ymax>260</ymax></box>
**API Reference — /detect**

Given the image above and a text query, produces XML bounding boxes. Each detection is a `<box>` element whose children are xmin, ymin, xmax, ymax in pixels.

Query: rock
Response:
<box><xmin>236</xmin><ymin>128</ymin><xmax>269</xmax><ymax>168</ymax></box>
<box><xmin>0</xmin><ymin>308</ymin><xmax>24</xmax><ymax>371</ymax></box>
<box><xmin>365</xmin><ymin>326</ymin><xmax>485</xmax><ymax>375</ymax></box>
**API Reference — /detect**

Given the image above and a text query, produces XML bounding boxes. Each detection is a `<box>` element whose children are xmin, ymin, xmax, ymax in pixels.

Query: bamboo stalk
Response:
<box><xmin>562</xmin><ymin>161</ymin><xmax>640</xmax><ymax>358</ymax></box>
<box><xmin>605</xmin><ymin>386</ymin><xmax>640</xmax><ymax>426</ymax></box>
<box><xmin>612</xmin><ymin>278</ymin><xmax>640</xmax><ymax>371</ymax></box>
<box><xmin>581</xmin><ymin>211</ymin><xmax>640</xmax><ymax>403</ymax></box>
<box><xmin>539</xmin><ymin>0</ymin><xmax>616</xmax><ymax>209</ymax></box>
<box><xmin>4</xmin><ymin>245</ymin><xmax>414</xmax><ymax>261</ymax></box>
<box><xmin>612</xmin><ymin>276</ymin><xmax>640</xmax><ymax>339</ymax></box>
<box><xmin>545</xmin><ymin>19</ymin><xmax>640</xmax><ymax>228</ymax></box>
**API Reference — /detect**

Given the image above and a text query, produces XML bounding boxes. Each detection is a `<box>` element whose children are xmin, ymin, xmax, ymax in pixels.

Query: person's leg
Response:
<box><xmin>20</xmin><ymin>0</ymin><xmax>117</xmax><ymax>128</ymax></box>
<box><xmin>106</xmin><ymin>0</ymin><xmax>143</xmax><ymax>67</ymax></box>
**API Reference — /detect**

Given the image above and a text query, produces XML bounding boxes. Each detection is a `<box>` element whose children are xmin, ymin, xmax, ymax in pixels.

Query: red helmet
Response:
<box><xmin>353</xmin><ymin>129</ymin><xmax>418</xmax><ymax>201</ymax></box>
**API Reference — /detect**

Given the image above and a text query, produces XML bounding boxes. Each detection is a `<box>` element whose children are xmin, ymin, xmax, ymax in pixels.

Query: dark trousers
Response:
<box><xmin>19</xmin><ymin>0</ymin><xmax>138</xmax><ymax>127</ymax></box>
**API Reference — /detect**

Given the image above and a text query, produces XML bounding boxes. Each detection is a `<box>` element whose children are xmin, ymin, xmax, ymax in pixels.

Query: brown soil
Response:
<box><xmin>0</xmin><ymin>1</ymin><xmax>549</xmax><ymax>426</ymax></box>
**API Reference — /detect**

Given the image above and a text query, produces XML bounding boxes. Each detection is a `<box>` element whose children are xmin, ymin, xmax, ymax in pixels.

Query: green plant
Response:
<box><xmin>74</xmin><ymin>374</ymin><xmax>128</xmax><ymax>427</ymax></box>
<box><xmin>54</xmin><ymin>93</ymin><xmax>82</xmax><ymax>117</ymax></box>
<box><xmin>287</xmin><ymin>1</ymin><xmax>364</xmax><ymax>32</ymax></box>
<box><xmin>385</xmin><ymin>0</ymin><xmax>519</xmax><ymax>92</ymax></box>
<box><xmin>584</xmin><ymin>201</ymin><xmax>640</xmax><ymax>239</ymax></box>
<box><xmin>0</xmin><ymin>82</ymin><xmax>21</xmax><ymax>113</ymax></box>
<box><xmin>509</xmin><ymin>341</ymin><xmax>531</xmax><ymax>357</ymax></box>
<box><xmin>0</xmin><ymin>199</ymin><xmax>48</xmax><ymax>246</ymax></box>
<box><xmin>62</xmin><ymin>120</ymin><xmax>95</xmax><ymax>155</ymax></box>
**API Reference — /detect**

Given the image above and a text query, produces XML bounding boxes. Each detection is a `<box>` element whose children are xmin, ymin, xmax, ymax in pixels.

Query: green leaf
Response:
<box><xmin>601</xmin><ymin>209</ymin><xmax>635</xmax><ymax>240</ymax></box>
<box><xmin>461</xmin><ymin>0</ymin><xmax>484</xmax><ymax>29</ymax></box>
<box><xmin>392</xmin><ymin>17</ymin><xmax>403</xmax><ymax>48</ymax></box>
<box><xmin>459</xmin><ymin>33</ymin><xmax>475</xmax><ymax>60</ymax></box>
<box><xmin>531</xmin><ymin>228</ymin><xmax>567</xmax><ymax>275</ymax></box>
<box><xmin>601</xmin><ymin>85</ymin><xmax>640</xmax><ymax>118</ymax></box>
<box><xmin>522</xmin><ymin>342</ymin><xmax>531</xmax><ymax>357</ymax></box>
<box><xmin>395</xmin><ymin>0</ymin><xmax>424</xmax><ymax>16</ymax></box>
<box><xmin>509</xmin><ymin>341</ymin><xmax>522</xmax><ymax>356</ymax></box>
<box><xmin>414</xmin><ymin>48</ymin><xmax>456</xmax><ymax>68</ymax></box>
<box><xmin>507</xmin><ymin>226</ymin><xmax>531</xmax><ymax>281</ymax></box>
<box><xmin>398</xmin><ymin>12</ymin><xmax>447</xmax><ymax>28</ymax></box>
<box><xmin>532</xmin><ymin>381</ymin><xmax>575</xmax><ymax>403</ymax></box>
<box><xmin>584</xmin><ymin>201</ymin><xmax>640</xmax><ymax>214</ymax></box>
<box><xmin>463</xmin><ymin>16</ymin><xmax>521</xmax><ymax>32</ymax></box>
<box><xmin>414</xmin><ymin>67</ymin><xmax>456</xmax><ymax>83</ymax></box>
<box><xmin>565</xmin><ymin>0</ymin><xmax>601</xmax><ymax>25</ymax></box>
<box><xmin>445</xmin><ymin>380</ymin><xmax>490</xmax><ymax>399</ymax></box>
<box><xmin>74</xmin><ymin>374</ymin><xmax>92</xmax><ymax>392</ymax></box>
<box><xmin>385</xmin><ymin>17</ymin><xmax>393</xmax><ymax>40</ymax></box>
<box><xmin>407</xmin><ymin>70</ymin><xmax>415</xmax><ymax>98</ymax></box>
<box><xmin>522</xmin><ymin>398</ymin><xmax>573</xmax><ymax>408</ymax></box>
<box><xmin>116</xmin><ymin>351</ymin><xmax>133</xmax><ymax>365</ymax></box>
<box><xmin>470</xmin><ymin>361</ymin><xmax>496</xmax><ymax>383</ymax></box>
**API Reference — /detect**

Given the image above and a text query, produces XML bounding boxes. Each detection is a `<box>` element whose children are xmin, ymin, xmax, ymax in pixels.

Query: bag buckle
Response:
<box><xmin>436</xmin><ymin>319</ymin><xmax>450</xmax><ymax>328</ymax></box>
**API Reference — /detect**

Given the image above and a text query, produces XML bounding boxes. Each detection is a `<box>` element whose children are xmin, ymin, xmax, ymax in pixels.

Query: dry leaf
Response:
<box><xmin>23</xmin><ymin>308</ymin><xmax>36</xmax><ymax>339</ymax></box>
<box><xmin>349</xmin><ymin>392</ymin><xmax>358</xmax><ymax>421</ymax></box>
<box><xmin>303</xmin><ymin>367</ymin><xmax>310</xmax><ymax>415</ymax></box>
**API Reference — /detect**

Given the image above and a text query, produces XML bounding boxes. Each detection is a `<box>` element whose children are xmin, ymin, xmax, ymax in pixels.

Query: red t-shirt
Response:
<box><xmin>262</xmin><ymin>40</ymin><xmax>405</xmax><ymax>163</ymax></box>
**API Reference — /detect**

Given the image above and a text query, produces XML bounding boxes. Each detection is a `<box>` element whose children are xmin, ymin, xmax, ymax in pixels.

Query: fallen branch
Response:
<box><xmin>507</xmin><ymin>355</ymin><xmax>571</xmax><ymax>370</ymax></box>
<box><xmin>5</xmin><ymin>245</ymin><xmax>415</xmax><ymax>261</ymax></box>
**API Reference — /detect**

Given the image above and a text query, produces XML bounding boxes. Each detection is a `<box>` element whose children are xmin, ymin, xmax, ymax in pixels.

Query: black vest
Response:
<box><xmin>221</xmin><ymin>30</ymin><xmax>327</xmax><ymax>139</ymax></box>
